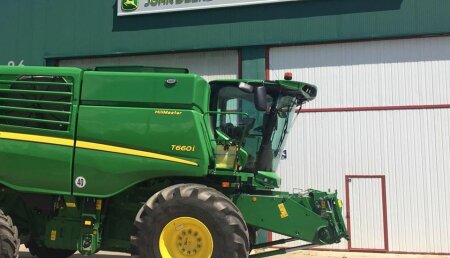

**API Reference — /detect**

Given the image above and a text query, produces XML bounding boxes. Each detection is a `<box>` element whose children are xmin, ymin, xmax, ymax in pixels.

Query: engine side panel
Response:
<box><xmin>73</xmin><ymin>106</ymin><xmax>211</xmax><ymax>197</ymax></box>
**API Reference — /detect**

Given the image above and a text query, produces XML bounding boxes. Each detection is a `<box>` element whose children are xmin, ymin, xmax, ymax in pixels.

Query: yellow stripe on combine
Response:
<box><xmin>76</xmin><ymin>141</ymin><xmax>198</xmax><ymax>166</ymax></box>
<box><xmin>0</xmin><ymin>131</ymin><xmax>198</xmax><ymax>167</ymax></box>
<box><xmin>0</xmin><ymin>131</ymin><xmax>74</xmax><ymax>146</ymax></box>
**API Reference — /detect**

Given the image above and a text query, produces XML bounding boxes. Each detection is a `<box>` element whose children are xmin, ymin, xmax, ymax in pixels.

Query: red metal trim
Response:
<box><xmin>345</xmin><ymin>175</ymin><xmax>389</xmax><ymax>252</ymax></box>
<box><xmin>237</xmin><ymin>49</ymin><xmax>242</xmax><ymax>79</ymax></box>
<box><xmin>322</xmin><ymin>247</ymin><xmax>388</xmax><ymax>253</ymax></box>
<box><xmin>298</xmin><ymin>104</ymin><xmax>450</xmax><ymax>113</ymax></box>
<box><xmin>350</xmin><ymin>247</ymin><xmax>387</xmax><ymax>253</ymax></box>
<box><xmin>267</xmin><ymin>231</ymin><xmax>272</xmax><ymax>242</ymax></box>
<box><xmin>346</xmin><ymin>175</ymin><xmax>386</xmax><ymax>179</ymax></box>
<box><xmin>265</xmin><ymin>47</ymin><xmax>270</xmax><ymax>80</ymax></box>
<box><xmin>344</xmin><ymin>176</ymin><xmax>351</xmax><ymax>250</ymax></box>
<box><xmin>311</xmin><ymin>248</ymin><xmax>450</xmax><ymax>256</ymax></box>
<box><xmin>381</xmin><ymin>176</ymin><xmax>389</xmax><ymax>251</ymax></box>
<box><xmin>389</xmin><ymin>251</ymin><xmax>450</xmax><ymax>255</ymax></box>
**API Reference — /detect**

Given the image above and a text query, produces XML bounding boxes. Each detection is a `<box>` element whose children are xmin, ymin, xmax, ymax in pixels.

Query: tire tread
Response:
<box><xmin>0</xmin><ymin>210</ymin><xmax>19</xmax><ymax>258</ymax></box>
<box><xmin>131</xmin><ymin>183</ymin><xmax>249</xmax><ymax>258</ymax></box>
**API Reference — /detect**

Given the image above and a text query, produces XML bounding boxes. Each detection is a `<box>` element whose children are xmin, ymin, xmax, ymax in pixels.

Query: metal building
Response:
<box><xmin>1</xmin><ymin>0</ymin><xmax>450</xmax><ymax>255</ymax></box>
<box><xmin>270</xmin><ymin>37</ymin><xmax>450</xmax><ymax>254</ymax></box>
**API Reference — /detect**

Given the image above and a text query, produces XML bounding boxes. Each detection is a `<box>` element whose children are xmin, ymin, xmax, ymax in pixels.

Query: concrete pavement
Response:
<box><xmin>19</xmin><ymin>249</ymin><xmax>450</xmax><ymax>258</ymax></box>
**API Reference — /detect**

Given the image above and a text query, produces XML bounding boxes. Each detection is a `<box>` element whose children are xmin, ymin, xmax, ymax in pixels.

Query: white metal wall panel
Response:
<box><xmin>269</xmin><ymin>36</ymin><xmax>450</xmax><ymax>109</ymax></box>
<box><xmin>274</xmin><ymin>109</ymin><xmax>450</xmax><ymax>253</ymax></box>
<box><xmin>58</xmin><ymin>50</ymin><xmax>239</xmax><ymax>81</ymax></box>
<box><xmin>270</xmin><ymin>36</ymin><xmax>450</xmax><ymax>253</ymax></box>
<box><xmin>348</xmin><ymin>177</ymin><xmax>385</xmax><ymax>250</ymax></box>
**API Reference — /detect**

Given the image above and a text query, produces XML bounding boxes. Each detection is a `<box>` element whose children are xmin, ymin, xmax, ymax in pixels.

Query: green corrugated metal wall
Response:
<box><xmin>1</xmin><ymin>0</ymin><xmax>450</xmax><ymax>70</ymax></box>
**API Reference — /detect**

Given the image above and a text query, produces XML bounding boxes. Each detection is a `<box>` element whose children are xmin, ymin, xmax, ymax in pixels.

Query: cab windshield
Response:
<box><xmin>212</xmin><ymin>85</ymin><xmax>297</xmax><ymax>172</ymax></box>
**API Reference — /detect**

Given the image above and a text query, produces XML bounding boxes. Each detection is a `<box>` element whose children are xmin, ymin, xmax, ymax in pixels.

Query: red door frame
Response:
<box><xmin>345</xmin><ymin>175</ymin><xmax>389</xmax><ymax>252</ymax></box>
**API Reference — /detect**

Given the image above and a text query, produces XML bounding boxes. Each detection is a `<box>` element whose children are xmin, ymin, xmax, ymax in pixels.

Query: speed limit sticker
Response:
<box><xmin>75</xmin><ymin>176</ymin><xmax>87</xmax><ymax>188</ymax></box>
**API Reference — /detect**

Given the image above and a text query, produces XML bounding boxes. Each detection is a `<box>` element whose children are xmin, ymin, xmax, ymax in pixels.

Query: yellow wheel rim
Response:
<box><xmin>159</xmin><ymin>217</ymin><xmax>213</xmax><ymax>258</ymax></box>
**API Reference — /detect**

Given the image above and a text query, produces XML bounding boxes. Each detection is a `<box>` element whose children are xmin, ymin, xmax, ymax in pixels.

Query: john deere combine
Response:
<box><xmin>0</xmin><ymin>66</ymin><xmax>347</xmax><ymax>258</ymax></box>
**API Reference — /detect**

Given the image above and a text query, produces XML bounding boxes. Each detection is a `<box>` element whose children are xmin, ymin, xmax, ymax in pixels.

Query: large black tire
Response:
<box><xmin>0</xmin><ymin>210</ymin><xmax>19</xmax><ymax>258</ymax></box>
<box><xmin>26</xmin><ymin>241</ymin><xmax>75</xmax><ymax>258</ymax></box>
<box><xmin>130</xmin><ymin>184</ymin><xmax>250</xmax><ymax>258</ymax></box>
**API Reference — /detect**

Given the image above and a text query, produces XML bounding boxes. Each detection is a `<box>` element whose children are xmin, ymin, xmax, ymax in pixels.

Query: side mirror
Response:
<box><xmin>254</xmin><ymin>86</ymin><xmax>267</xmax><ymax>111</ymax></box>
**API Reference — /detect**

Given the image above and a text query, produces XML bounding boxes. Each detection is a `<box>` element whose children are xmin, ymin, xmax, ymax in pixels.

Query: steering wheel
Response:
<box><xmin>240</xmin><ymin>118</ymin><xmax>255</xmax><ymax>137</ymax></box>
<box><xmin>253</xmin><ymin>126</ymin><xmax>263</xmax><ymax>132</ymax></box>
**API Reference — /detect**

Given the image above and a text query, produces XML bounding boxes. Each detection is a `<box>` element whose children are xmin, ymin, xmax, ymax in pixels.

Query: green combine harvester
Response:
<box><xmin>0</xmin><ymin>66</ymin><xmax>347</xmax><ymax>258</ymax></box>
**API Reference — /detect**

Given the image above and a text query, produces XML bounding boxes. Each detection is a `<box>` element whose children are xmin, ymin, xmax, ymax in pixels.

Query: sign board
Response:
<box><xmin>118</xmin><ymin>0</ymin><xmax>302</xmax><ymax>16</ymax></box>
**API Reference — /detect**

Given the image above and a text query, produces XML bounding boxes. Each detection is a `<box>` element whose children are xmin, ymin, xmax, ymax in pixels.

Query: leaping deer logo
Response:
<box><xmin>122</xmin><ymin>0</ymin><xmax>138</xmax><ymax>11</ymax></box>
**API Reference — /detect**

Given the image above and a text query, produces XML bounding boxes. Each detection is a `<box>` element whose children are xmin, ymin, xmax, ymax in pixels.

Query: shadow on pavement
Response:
<box><xmin>19</xmin><ymin>251</ymin><xmax>129</xmax><ymax>258</ymax></box>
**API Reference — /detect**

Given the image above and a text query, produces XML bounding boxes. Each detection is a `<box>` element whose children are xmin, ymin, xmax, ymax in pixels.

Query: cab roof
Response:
<box><xmin>209</xmin><ymin>79</ymin><xmax>317</xmax><ymax>101</ymax></box>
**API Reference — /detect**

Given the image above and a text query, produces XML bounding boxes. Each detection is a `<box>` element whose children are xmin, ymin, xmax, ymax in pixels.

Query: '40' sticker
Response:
<box><xmin>75</xmin><ymin>176</ymin><xmax>87</xmax><ymax>188</ymax></box>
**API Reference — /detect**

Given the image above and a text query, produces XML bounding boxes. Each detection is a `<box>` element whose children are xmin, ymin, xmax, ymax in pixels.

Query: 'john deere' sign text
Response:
<box><xmin>118</xmin><ymin>0</ymin><xmax>302</xmax><ymax>16</ymax></box>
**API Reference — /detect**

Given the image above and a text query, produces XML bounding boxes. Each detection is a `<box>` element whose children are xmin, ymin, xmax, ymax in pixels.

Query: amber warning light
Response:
<box><xmin>284</xmin><ymin>72</ymin><xmax>293</xmax><ymax>80</ymax></box>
